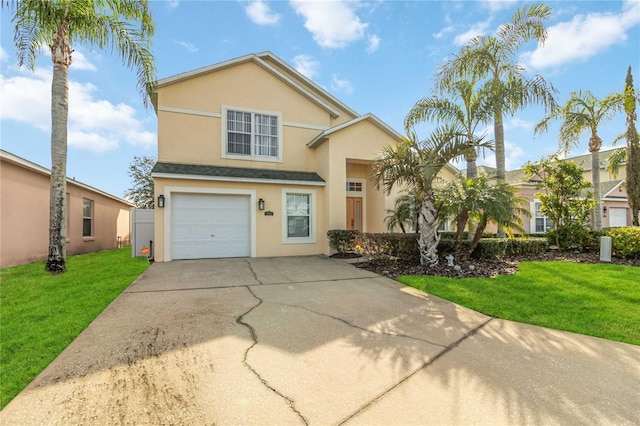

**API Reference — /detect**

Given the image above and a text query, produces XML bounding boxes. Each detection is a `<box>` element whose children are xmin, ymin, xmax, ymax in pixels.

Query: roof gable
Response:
<box><xmin>155</xmin><ymin>52</ymin><xmax>344</xmax><ymax>118</ymax></box>
<box><xmin>307</xmin><ymin>113</ymin><xmax>403</xmax><ymax>148</ymax></box>
<box><xmin>0</xmin><ymin>150</ymin><xmax>133</xmax><ymax>206</ymax></box>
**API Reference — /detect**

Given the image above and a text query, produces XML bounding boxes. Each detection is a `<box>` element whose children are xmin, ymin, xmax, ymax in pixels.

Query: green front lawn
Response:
<box><xmin>0</xmin><ymin>247</ymin><xmax>150</xmax><ymax>409</ymax></box>
<box><xmin>399</xmin><ymin>262</ymin><xmax>640</xmax><ymax>346</ymax></box>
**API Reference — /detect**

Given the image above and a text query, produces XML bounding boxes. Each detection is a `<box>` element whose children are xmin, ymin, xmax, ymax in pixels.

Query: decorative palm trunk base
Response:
<box><xmin>418</xmin><ymin>197</ymin><xmax>440</xmax><ymax>267</ymax></box>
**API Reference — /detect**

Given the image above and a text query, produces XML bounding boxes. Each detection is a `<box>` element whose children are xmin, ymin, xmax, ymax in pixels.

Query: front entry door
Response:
<box><xmin>346</xmin><ymin>197</ymin><xmax>363</xmax><ymax>231</ymax></box>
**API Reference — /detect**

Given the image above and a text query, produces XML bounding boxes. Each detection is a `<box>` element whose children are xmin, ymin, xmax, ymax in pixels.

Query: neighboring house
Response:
<box><xmin>151</xmin><ymin>51</ymin><xmax>457</xmax><ymax>261</ymax></box>
<box><xmin>0</xmin><ymin>150</ymin><xmax>133</xmax><ymax>268</ymax></box>
<box><xmin>503</xmin><ymin>148</ymin><xmax>631</xmax><ymax>234</ymax></box>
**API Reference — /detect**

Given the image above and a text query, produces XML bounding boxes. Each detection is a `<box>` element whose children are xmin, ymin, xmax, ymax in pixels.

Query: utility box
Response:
<box><xmin>599</xmin><ymin>236</ymin><xmax>612</xmax><ymax>262</ymax></box>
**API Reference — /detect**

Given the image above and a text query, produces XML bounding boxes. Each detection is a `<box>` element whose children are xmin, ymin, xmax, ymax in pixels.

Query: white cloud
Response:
<box><xmin>246</xmin><ymin>0</ymin><xmax>281</xmax><ymax>26</ymax></box>
<box><xmin>482</xmin><ymin>0</ymin><xmax>519</xmax><ymax>12</ymax></box>
<box><xmin>522</xmin><ymin>1</ymin><xmax>640</xmax><ymax>70</ymax></box>
<box><xmin>290</xmin><ymin>0</ymin><xmax>368</xmax><ymax>48</ymax></box>
<box><xmin>453</xmin><ymin>19</ymin><xmax>492</xmax><ymax>46</ymax></box>
<box><xmin>0</xmin><ymin>67</ymin><xmax>155</xmax><ymax>152</ymax></box>
<box><xmin>291</xmin><ymin>54</ymin><xmax>320</xmax><ymax>79</ymax></box>
<box><xmin>175</xmin><ymin>40</ymin><xmax>199</xmax><ymax>53</ymax></box>
<box><xmin>433</xmin><ymin>25</ymin><xmax>455</xmax><ymax>40</ymax></box>
<box><xmin>505</xmin><ymin>118</ymin><xmax>534</xmax><ymax>131</ymax></box>
<box><xmin>479</xmin><ymin>140</ymin><xmax>525</xmax><ymax>171</ymax></box>
<box><xmin>367</xmin><ymin>35</ymin><xmax>381</xmax><ymax>53</ymax></box>
<box><xmin>330</xmin><ymin>74</ymin><xmax>354</xmax><ymax>94</ymax></box>
<box><xmin>167</xmin><ymin>0</ymin><xmax>179</xmax><ymax>9</ymax></box>
<box><xmin>71</xmin><ymin>51</ymin><xmax>97</xmax><ymax>71</ymax></box>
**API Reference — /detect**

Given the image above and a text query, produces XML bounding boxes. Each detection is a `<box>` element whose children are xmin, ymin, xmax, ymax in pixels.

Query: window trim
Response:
<box><xmin>221</xmin><ymin>105</ymin><xmax>283</xmax><ymax>163</ymax></box>
<box><xmin>281</xmin><ymin>188</ymin><xmax>316</xmax><ymax>244</ymax></box>
<box><xmin>82</xmin><ymin>198</ymin><xmax>94</xmax><ymax>239</ymax></box>
<box><xmin>531</xmin><ymin>200</ymin><xmax>554</xmax><ymax>234</ymax></box>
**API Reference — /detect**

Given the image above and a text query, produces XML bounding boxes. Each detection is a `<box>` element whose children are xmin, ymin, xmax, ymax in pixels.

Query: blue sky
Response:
<box><xmin>1</xmin><ymin>0</ymin><xmax>639</xmax><ymax>199</ymax></box>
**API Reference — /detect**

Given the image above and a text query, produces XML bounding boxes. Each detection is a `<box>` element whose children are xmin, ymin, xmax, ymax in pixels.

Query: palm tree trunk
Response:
<box><xmin>465</xmin><ymin>152</ymin><xmax>478</xmax><ymax>178</ymax></box>
<box><xmin>590</xmin><ymin>134</ymin><xmax>602</xmax><ymax>231</ymax></box>
<box><xmin>629</xmin><ymin>143</ymin><xmax>640</xmax><ymax>226</ymax></box>
<box><xmin>494</xmin><ymin>108</ymin><xmax>507</xmax><ymax>238</ymax></box>
<box><xmin>46</xmin><ymin>27</ymin><xmax>72</xmax><ymax>273</ymax></box>
<box><xmin>418</xmin><ymin>190</ymin><xmax>440</xmax><ymax>267</ymax></box>
<box><xmin>494</xmin><ymin>109</ymin><xmax>505</xmax><ymax>181</ymax></box>
<box><xmin>467</xmin><ymin>215</ymin><xmax>488</xmax><ymax>256</ymax></box>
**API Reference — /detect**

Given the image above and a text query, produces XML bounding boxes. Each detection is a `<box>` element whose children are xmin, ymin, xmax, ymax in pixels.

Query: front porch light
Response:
<box><xmin>258</xmin><ymin>198</ymin><xmax>265</xmax><ymax>211</ymax></box>
<box><xmin>157</xmin><ymin>194</ymin><xmax>165</xmax><ymax>208</ymax></box>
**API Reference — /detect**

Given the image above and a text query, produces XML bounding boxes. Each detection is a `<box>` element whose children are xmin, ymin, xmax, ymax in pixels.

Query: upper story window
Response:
<box><xmin>223</xmin><ymin>106</ymin><xmax>282</xmax><ymax>162</ymax></box>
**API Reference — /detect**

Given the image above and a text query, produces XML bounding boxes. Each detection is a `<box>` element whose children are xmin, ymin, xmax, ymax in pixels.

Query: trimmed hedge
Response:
<box><xmin>327</xmin><ymin>229</ymin><xmax>361</xmax><ymax>253</ymax></box>
<box><xmin>329</xmin><ymin>230</ymin><xmax>550</xmax><ymax>262</ymax></box>
<box><xmin>604</xmin><ymin>227</ymin><xmax>640</xmax><ymax>258</ymax></box>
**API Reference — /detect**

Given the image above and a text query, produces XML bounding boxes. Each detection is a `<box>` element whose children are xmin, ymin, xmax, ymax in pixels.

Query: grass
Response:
<box><xmin>0</xmin><ymin>247</ymin><xmax>150</xmax><ymax>409</ymax></box>
<box><xmin>399</xmin><ymin>261</ymin><xmax>640</xmax><ymax>346</ymax></box>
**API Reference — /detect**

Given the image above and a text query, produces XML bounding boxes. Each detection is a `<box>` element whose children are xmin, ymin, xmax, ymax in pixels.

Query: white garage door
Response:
<box><xmin>171</xmin><ymin>193</ymin><xmax>250</xmax><ymax>260</ymax></box>
<box><xmin>609</xmin><ymin>208</ymin><xmax>628</xmax><ymax>227</ymax></box>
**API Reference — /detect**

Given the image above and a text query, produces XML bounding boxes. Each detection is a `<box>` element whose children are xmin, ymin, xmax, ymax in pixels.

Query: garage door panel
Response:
<box><xmin>609</xmin><ymin>208</ymin><xmax>627</xmax><ymax>227</ymax></box>
<box><xmin>171</xmin><ymin>193</ymin><xmax>251</xmax><ymax>260</ymax></box>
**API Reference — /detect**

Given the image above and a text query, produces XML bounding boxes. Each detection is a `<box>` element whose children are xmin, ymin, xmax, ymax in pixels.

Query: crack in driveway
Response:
<box><xmin>337</xmin><ymin>317</ymin><xmax>494</xmax><ymax>425</ymax></box>
<box><xmin>271</xmin><ymin>301</ymin><xmax>448</xmax><ymax>349</ymax></box>
<box><xmin>236</xmin><ymin>285</ymin><xmax>309</xmax><ymax>425</ymax></box>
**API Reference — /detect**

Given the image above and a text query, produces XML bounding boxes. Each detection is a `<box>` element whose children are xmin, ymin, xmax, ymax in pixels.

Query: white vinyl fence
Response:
<box><xmin>131</xmin><ymin>209</ymin><xmax>154</xmax><ymax>258</ymax></box>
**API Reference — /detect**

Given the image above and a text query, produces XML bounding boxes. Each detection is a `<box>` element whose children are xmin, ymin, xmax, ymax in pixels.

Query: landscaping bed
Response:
<box><xmin>348</xmin><ymin>251</ymin><xmax>640</xmax><ymax>279</ymax></box>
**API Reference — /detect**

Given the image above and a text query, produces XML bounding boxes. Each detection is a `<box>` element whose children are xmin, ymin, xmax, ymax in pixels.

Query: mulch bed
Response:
<box><xmin>334</xmin><ymin>251</ymin><xmax>640</xmax><ymax>279</ymax></box>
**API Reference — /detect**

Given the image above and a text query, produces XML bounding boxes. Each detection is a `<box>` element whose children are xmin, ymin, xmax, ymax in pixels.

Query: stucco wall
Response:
<box><xmin>1</xmin><ymin>159</ymin><xmax>132</xmax><ymax>268</ymax></box>
<box><xmin>153</xmin><ymin>177</ymin><xmax>327</xmax><ymax>262</ymax></box>
<box><xmin>158</xmin><ymin>61</ymin><xmax>329</xmax><ymax>171</ymax></box>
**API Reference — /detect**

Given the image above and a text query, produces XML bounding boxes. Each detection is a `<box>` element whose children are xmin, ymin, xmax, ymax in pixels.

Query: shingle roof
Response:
<box><xmin>152</xmin><ymin>162</ymin><xmax>326</xmax><ymax>185</ymax></box>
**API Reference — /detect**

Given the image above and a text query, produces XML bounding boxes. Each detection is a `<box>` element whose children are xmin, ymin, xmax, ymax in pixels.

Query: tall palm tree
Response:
<box><xmin>535</xmin><ymin>90</ymin><xmax>623</xmax><ymax>230</ymax></box>
<box><xmin>10</xmin><ymin>0</ymin><xmax>156</xmax><ymax>272</ymax></box>
<box><xmin>436</xmin><ymin>3</ymin><xmax>556</xmax><ymax>182</ymax></box>
<box><xmin>371</xmin><ymin>125</ymin><xmax>492</xmax><ymax>267</ymax></box>
<box><xmin>622</xmin><ymin>66</ymin><xmax>640</xmax><ymax>226</ymax></box>
<box><xmin>405</xmin><ymin>78</ymin><xmax>492</xmax><ymax>178</ymax></box>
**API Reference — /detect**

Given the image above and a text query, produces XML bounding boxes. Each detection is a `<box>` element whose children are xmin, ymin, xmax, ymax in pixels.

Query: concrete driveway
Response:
<box><xmin>2</xmin><ymin>256</ymin><xmax>639</xmax><ymax>425</ymax></box>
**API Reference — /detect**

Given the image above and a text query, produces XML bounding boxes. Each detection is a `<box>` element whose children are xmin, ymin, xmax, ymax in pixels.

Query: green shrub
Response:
<box><xmin>327</xmin><ymin>229</ymin><xmax>361</xmax><ymax>253</ymax></box>
<box><xmin>604</xmin><ymin>227</ymin><xmax>640</xmax><ymax>258</ymax></box>
<box><xmin>359</xmin><ymin>234</ymin><xmax>548</xmax><ymax>263</ymax></box>
<box><xmin>546</xmin><ymin>224</ymin><xmax>595</xmax><ymax>252</ymax></box>
<box><xmin>471</xmin><ymin>238</ymin><xmax>507</xmax><ymax>259</ymax></box>
<box><xmin>505</xmin><ymin>238</ymin><xmax>548</xmax><ymax>256</ymax></box>
<box><xmin>362</xmin><ymin>233</ymin><xmax>420</xmax><ymax>263</ymax></box>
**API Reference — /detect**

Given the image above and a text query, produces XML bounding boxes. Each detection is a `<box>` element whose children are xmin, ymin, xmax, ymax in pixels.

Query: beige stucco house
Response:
<box><xmin>0</xmin><ymin>150</ymin><xmax>133</xmax><ymax>268</ymax></box>
<box><xmin>500</xmin><ymin>148</ymin><xmax>632</xmax><ymax>234</ymax></box>
<box><xmin>151</xmin><ymin>51</ymin><xmax>450</xmax><ymax>261</ymax></box>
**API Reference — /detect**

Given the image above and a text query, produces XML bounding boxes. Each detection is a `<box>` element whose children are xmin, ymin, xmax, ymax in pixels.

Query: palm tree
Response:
<box><xmin>622</xmin><ymin>66</ymin><xmax>640</xmax><ymax>226</ymax></box>
<box><xmin>466</xmin><ymin>180</ymin><xmax>529</xmax><ymax>257</ymax></box>
<box><xmin>384</xmin><ymin>193</ymin><xmax>421</xmax><ymax>233</ymax></box>
<box><xmin>436</xmin><ymin>174</ymin><xmax>529</xmax><ymax>258</ymax></box>
<box><xmin>436</xmin><ymin>3</ymin><xmax>556</xmax><ymax>182</ymax></box>
<box><xmin>436</xmin><ymin>173</ymin><xmax>484</xmax><ymax>254</ymax></box>
<box><xmin>535</xmin><ymin>90</ymin><xmax>623</xmax><ymax>230</ymax></box>
<box><xmin>405</xmin><ymin>78</ymin><xmax>492</xmax><ymax>178</ymax></box>
<box><xmin>10</xmin><ymin>0</ymin><xmax>156</xmax><ymax>272</ymax></box>
<box><xmin>371</xmin><ymin>125</ymin><xmax>492</xmax><ymax>267</ymax></box>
